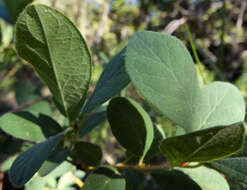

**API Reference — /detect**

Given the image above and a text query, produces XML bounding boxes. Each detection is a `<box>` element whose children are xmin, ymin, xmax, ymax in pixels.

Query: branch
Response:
<box><xmin>0</xmin><ymin>58</ymin><xmax>19</xmax><ymax>84</ymax></box>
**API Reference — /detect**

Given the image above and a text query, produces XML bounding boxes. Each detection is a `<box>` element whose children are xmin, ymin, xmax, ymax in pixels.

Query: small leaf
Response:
<box><xmin>9</xmin><ymin>131</ymin><xmax>65</xmax><ymax>187</ymax></box>
<box><xmin>3</xmin><ymin>0</ymin><xmax>34</xmax><ymax>23</ymax></box>
<box><xmin>107</xmin><ymin>97</ymin><xmax>154</xmax><ymax>159</ymax></box>
<box><xmin>0</xmin><ymin>111</ymin><xmax>63</xmax><ymax>142</ymax></box>
<box><xmin>125</xmin><ymin>31</ymin><xmax>245</xmax><ymax>132</ymax></box>
<box><xmin>38</xmin><ymin>148</ymin><xmax>70</xmax><ymax>177</ymax></box>
<box><xmin>15</xmin><ymin>4</ymin><xmax>92</xmax><ymax>123</ymax></box>
<box><xmin>82</xmin><ymin>166</ymin><xmax>126</xmax><ymax>190</ymax></box>
<box><xmin>71</xmin><ymin>142</ymin><xmax>102</xmax><ymax>166</ymax></box>
<box><xmin>160</xmin><ymin>123</ymin><xmax>245</xmax><ymax>166</ymax></box>
<box><xmin>82</xmin><ymin>48</ymin><xmax>130</xmax><ymax>113</ymax></box>
<box><xmin>79</xmin><ymin>108</ymin><xmax>107</xmax><ymax>137</ymax></box>
<box><xmin>207</xmin><ymin>157</ymin><xmax>247</xmax><ymax>186</ymax></box>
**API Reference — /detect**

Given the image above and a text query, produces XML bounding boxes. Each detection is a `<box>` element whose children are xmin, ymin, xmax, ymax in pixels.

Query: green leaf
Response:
<box><xmin>82</xmin><ymin>48</ymin><xmax>130</xmax><ymax>113</ymax></box>
<box><xmin>9</xmin><ymin>131</ymin><xmax>65</xmax><ymax>187</ymax></box>
<box><xmin>152</xmin><ymin>170</ymin><xmax>201</xmax><ymax>190</ymax></box>
<box><xmin>152</xmin><ymin>166</ymin><xmax>230</xmax><ymax>190</ymax></box>
<box><xmin>82</xmin><ymin>166</ymin><xmax>126</xmax><ymax>190</ymax></box>
<box><xmin>144</xmin><ymin>125</ymin><xmax>166</xmax><ymax>161</ymax></box>
<box><xmin>79</xmin><ymin>108</ymin><xmax>107</xmax><ymax>137</ymax></box>
<box><xmin>125</xmin><ymin>31</ymin><xmax>245</xmax><ymax>132</ymax></box>
<box><xmin>3</xmin><ymin>0</ymin><xmax>34</xmax><ymax>23</ymax></box>
<box><xmin>15</xmin><ymin>4</ymin><xmax>92</xmax><ymax>123</ymax></box>
<box><xmin>0</xmin><ymin>111</ymin><xmax>63</xmax><ymax>142</ymax></box>
<box><xmin>71</xmin><ymin>142</ymin><xmax>102</xmax><ymax>166</ymax></box>
<box><xmin>178</xmin><ymin>166</ymin><xmax>230</xmax><ymax>190</ymax></box>
<box><xmin>160</xmin><ymin>123</ymin><xmax>245</xmax><ymax>166</ymax></box>
<box><xmin>38</xmin><ymin>148</ymin><xmax>69</xmax><ymax>177</ymax></box>
<box><xmin>107</xmin><ymin>97</ymin><xmax>154</xmax><ymax>160</ymax></box>
<box><xmin>207</xmin><ymin>157</ymin><xmax>247</xmax><ymax>186</ymax></box>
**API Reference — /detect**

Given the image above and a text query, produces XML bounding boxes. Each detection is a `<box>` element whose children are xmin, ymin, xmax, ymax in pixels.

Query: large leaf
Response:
<box><xmin>71</xmin><ymin>142</ymin><xmax>102</xmax><ymax>166</ymax></box>
<box><xmin>9</xmin><ymin>131</ymin><xmax>65</xmax><ymax>187</ymax></box>
<box><xmin>152</xmin><ymin>166</ymin><xmax>230</xmax><ymax>190</ymax></box>
<box><xmin>3</xmin><ymin>0</ymin><xmax>33</xmax><ymax>23</ymax></box>
<box><xmin>107</xmin><ymin>97</ymin><xmax>154</xmax><ymax>160</ymax></box>
<box><xmin>207</xmin><ymin>157</ymin><xmax>247</xmax><ymax>186</ymax></box>
<box><xmin>160</xmin><ymin>123</ymin><xmax>245</xmax><ymax>166</ymax></box>
<box><xmin>15</xmin><ymin>4</ymin><xmax>92</xmax><ymax>123</ymax></box>
<box><xmin>0</xmin><ymin>111</ymin><xmax>63</xmax><ymax>142</ymax></box>
<box><xmin>82</xmin><ymin>48</ymin><xmax>130</xmax><ymax>113</ymax></box>
<box><xmin>82</xmin><ymin>166</ymin><xmax>126</xmax><ymax>190</ymax></box>
<box><xmin>125</xmin><ymin>31</ymin><xmax>245</xmax><ymax>132</ymax></box>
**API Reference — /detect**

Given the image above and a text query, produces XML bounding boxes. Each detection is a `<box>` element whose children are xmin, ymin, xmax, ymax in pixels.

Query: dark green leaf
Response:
<box><xmin>38</xmin><ymin>148</ymin><xmax>69</xmax><ymax>177</ymax></box>
<box><xmin>125</xmin><ymin>31</ymin><xmax>245</xmax><ymax>132</ymax></box>
<box><xmin>144</xmin><ymin>125</ymin><xmax>165</xmax><ymax>161</ymax></box>
<box><xmin>82</xmin><ymin>48</ymin><xmax>130</xmax><ymax>113</ymax></box>
<box><xmin>9</xmin><ymin>131</ymin><xmax>65</xmax><ymax>187</ymax></box>
<box><xmin>207</xmin><ymin>157</ymin><xmax>247</xmax><ymax>186</ymax></box>
<box><xmin>107</xmin><ymin>97</ymin><xmax>154</xmax><ymax>160</ymax></box>
<box><xmin>152</xmin><ymin>170</ymin><xmax>201</xmax><ymax>190</ymax></box>
<box><xmin>82</xmin><ymin>166</ymin><xmax>126</xmax><ymax>190</ymax></box>
<box><xmin>160</xmin><ymin>123</ymin><xmax>245</xmax><ymax>166</ymax></box>
<box><xmin>0</xmin><ymin>111</ymin><xmax>63</xmax><ymax>142</ymax></box>
<box><xmin>15</xmin><ymin>4</ymin><xmax>92</xmax><ymax>123</ymax></box>
<box><xmin>3</xmin><ymin>0</ymin><xmax>34</xmax><ymax>23</ymax></box>
<box><xmin>79</xmin><ymin>108</ymin><xmax>107</xmax><ymax>137</ymax></box>
<box><xmin>71</xmin><ymin>142</ymin><xmax>102</xmax><ymax>166</ymax></box>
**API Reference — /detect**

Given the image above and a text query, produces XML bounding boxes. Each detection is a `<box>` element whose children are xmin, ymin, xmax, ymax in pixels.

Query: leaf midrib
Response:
<box><xmin>34</xmin><ymin>6</ymin><xmax>67</xmax><ymax>116</ymax></box>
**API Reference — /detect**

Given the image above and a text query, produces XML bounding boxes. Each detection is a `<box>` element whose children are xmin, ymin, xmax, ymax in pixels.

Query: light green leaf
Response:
<box><xmin>207</xmin><ymin>157</ymin><xmax>247</xmax><ymax>186</ymax></box>
<box><xmin>0</xmin><ymin>111</ymin><xmax>63</xmax><ymax>142</ymax></box>
<box><xmin>160</xmin><ymin>123</ymin><xmax>245</xmax><ymax>166</ymax></box>
<box><xmin>107</xmin><ymin>97</ymin><xmax>154</xmax><ymax>160</ymax></box>
<box><xmin>71</xmin><ymin>142</ymin><xmax>102</xmax><ymax>166</ymax></box>
<box><xmin>9</xmin><ymin>131</ymin><xmax>65</xmax><ymax>187</ymax></box>
<box><xmin>15</xmin><ymin>4</ymin><xmax>92</xmax><ymax>123</ymax></box>
<box><xmin>177</xmin><ymin>166</ymin><xmax>230</xmax><ymax>190</ymax></box>
<box><xmin>82</xmin><ymin>166</ymin><xmax>126</xmax><ymax>190</ymax></box>
<box><xmin>3</xmin><ymin>0</ymin><xmax>34</xmax><ymax>23</ymax></box>
<box><xmin>38</xmin><ymin>148</ymin><xmax>69</xmax><ymax>177</ymax></box>
<box><xmin>125</xmin><ymin>31</ymin><xmax>245</xmax><ymax>132</ymax></box>
<box><xmin>82</xmin><ymin>48</ymin><xmax>130</xmax><ymax>113</ymax></box>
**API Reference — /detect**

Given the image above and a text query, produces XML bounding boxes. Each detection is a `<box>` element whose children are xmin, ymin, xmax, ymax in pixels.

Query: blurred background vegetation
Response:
<box><xmin>0</xmin><ymin>0</ymin><xmax>246</xmax><ymax>189</ymax></box>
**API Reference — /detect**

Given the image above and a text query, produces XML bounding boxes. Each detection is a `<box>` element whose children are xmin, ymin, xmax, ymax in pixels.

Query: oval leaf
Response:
<box><xmin>71</xmin><ymin>142</ymin><xmax>102</xmax><ymax>167</ymax></box>
<box><xmin>160</xmin><ymin>123</ymin><xmax>245</xmax><ymax>166</ymax></box>
<box><xmin>208</xmin><ymin>157</ymin><xmax>247</xmax><ymax>186</ymax></box>
<box><xmin>15</xmin><ymin>4</ymin><xmax>92</xmax><ymax>123</ymax></box>
<box><xmin>107</xmin><ymin>97</ymin><xmax>154</xmax><ymax>160</ymax></box>
<box><xmin>82</xmin><ymin>166</ymin><xmax>126</xmax><ymax>190</ymax></box>
<box><xmin>9</xmin><ymin>132</ymin><xmax>65</xmax><ymax>187</ymax></box>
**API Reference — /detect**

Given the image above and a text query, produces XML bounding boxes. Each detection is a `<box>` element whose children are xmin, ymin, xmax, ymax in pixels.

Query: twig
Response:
<box><xmin>163</xmin><ymin>18</ymin><xmax>186</xmax><ymax>35</ymax></box>
<box><xmin>236</xmin><ymin>0</ymin><xmax>247</xmax><ymax>29</ymax></box>
<box><xmin>11</xmin><ymin>95</ymin><xmax>51</xmax><ymax>113</ymax></box>
<box><xmin>0</xmin><ymin>58</ymin><xmax>19</xmax><ymax>84</ymax></box>
<box><xmin>218</xmin><ymin>0</ymin><xmax>226</xmax><ymax>71</ymax></box>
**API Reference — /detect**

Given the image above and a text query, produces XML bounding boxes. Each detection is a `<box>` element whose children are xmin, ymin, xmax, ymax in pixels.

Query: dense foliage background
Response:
<box><xmin>0</xmin><ymin>0</ymin><xmax>246</xmax><ymax>189</ymax></box>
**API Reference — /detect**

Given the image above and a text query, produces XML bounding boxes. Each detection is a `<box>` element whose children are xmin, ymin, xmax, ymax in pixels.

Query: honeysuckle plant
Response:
<box><xmin>0</xmin><ymin>3</ymin><xmax>246</xmax><ymax>190</ymax></box>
